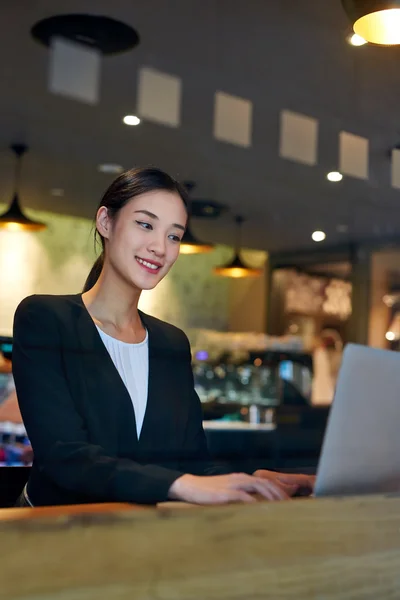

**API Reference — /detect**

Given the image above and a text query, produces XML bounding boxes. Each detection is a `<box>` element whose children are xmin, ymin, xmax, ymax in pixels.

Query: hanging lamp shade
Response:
<box><xmin>213</xmin><ymin>216</ymin><xmax>262</xmax><ymax>278</ymax></box>
<box><xmin>342</xmin><ymin>1</ymin><xmax>400</xmax><ymax>45</ymax></box>
<box><xmin>180</xmin><ymin>224</ymin><xmax>214</xmax><ymax>254</ymax></box>
<box><xmin>0</xmin><ymin>144</ymin><xmax>46</xmax><ymax>232</ymax></box>
<box><xmin>180</xmin><ymin>180</ymin><xmax>214</xmax><ymax>254</ymax></box>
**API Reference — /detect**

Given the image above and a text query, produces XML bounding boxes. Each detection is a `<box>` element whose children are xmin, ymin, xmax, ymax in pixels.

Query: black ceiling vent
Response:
<box><xmin>184</xmin><ymin>181</ymin><xmax>228</xmax><ymax>219</ymax></box>
<box><xmin>31</xmin><ymin>14</ymin><xmax>140</xmax><ymax>55</ymax></box>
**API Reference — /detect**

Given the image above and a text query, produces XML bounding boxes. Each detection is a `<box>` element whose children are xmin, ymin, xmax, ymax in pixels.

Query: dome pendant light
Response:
<box><xmin>213</xmin><ymin>216</ymin><xmax>262</xmax><ymax>278</ymax></box>
<box><xmin>342</xmin><ymin>1</ymin><xmax>400</xmax><ymax>45</ymax></box>
<box><xmin>180</xmin><ymin>223</ymin><xmax>214</xmax><ymax>254</ymax></box>
<box><xmin>180</xmin><ymin>181</ymin><xmax>214</xmax><ymax>254</ymax></box>
<box><xmin>0</xmin><ymin>144</ymin><xmax>46</xmax><ymax>232</ymax></box>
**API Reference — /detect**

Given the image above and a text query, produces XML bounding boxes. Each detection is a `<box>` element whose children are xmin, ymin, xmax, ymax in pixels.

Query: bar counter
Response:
<box><xmin>1</xmin><ymin>494</ymin><xmax>400</xmax><ymax>599</ymax></box>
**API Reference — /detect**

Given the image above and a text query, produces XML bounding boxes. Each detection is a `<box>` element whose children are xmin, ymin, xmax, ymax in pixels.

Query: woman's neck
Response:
<box><xmin>82</xmin><ymin>270</ymin><xmax>145</xmax><ymax>341</ymax></box>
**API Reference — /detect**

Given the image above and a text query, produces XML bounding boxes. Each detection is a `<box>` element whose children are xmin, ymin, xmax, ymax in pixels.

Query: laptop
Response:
<box><xmin>314</xmin><ymin>343</ymin><xmax>400</xmax><ymax>497</ymax></box>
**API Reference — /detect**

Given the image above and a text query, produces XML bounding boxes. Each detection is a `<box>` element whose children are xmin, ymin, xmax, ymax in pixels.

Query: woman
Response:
<box><xmin>13</xmin><ymin>167</ymin><xmax>314</xmax><ymax>506</ymax></box>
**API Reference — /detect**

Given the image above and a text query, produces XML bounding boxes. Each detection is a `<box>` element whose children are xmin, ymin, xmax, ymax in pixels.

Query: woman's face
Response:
<box><xmin>97</xmin><ymin>190</ymin><xmax>187</xmax><ymax>291</ymax></box>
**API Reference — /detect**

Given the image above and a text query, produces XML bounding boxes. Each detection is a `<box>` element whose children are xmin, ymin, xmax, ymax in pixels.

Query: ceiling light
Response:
<box><xmin>123</xmin><ymin>115</ymin><xmax>140</xmax><ymax>126</ymax></box>
<box><xmin>0</xmin><ymin>144</ymin><xmax>46</xmax><ymax>232</ymax></box>
<box><xmin>213</xmin><ymin>216</ymin><xmax>263</xmax><ymax>278</ymax></box>
<box><xmin>98</xmin><ymin>164</ymin><xmax>124</xmax><ymax>174</ymax></box>
<box><xmin>349</xmin><ymin>33</ymin><xmax>367</xmax><ymax>45</ymax></box>
<box><xmin>342</xmin><ymin>1</ymin><xmax>400</xmax><ymax>45</ymax></box>
<box><xmin>31</xmin><ymin>14</ymin><xmax>140</xmax><ymax>55</ymax></box>
<box><xmin>327</xmin><ymin>171</ymin><xmax>343</xmax><ymax>182</ymax></box>
<box><xmin>337</xmin><ymin>224</ymin><xmax>348</xmax><ymax>233</ymax></box>
<box><xmin>179</xmin><ymin>225</ymin><xmax>213</xmax><ymax>254</ymax></box>
<box><xmin>312</xmin><ymin>231</ymin><xmax>326</xmax><ymax>242</ymax></box>
<box><xmin>386</xmin><ymin>312</ymin><xmax>400</xmax><ymax>341</ymax></box>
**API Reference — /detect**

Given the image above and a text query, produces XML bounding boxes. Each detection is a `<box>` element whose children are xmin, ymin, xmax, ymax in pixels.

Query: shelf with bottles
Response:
<box><xmin>0</xmin><ymin>422</ymin><xmax>32</xmax><ymax>467</ymax></box>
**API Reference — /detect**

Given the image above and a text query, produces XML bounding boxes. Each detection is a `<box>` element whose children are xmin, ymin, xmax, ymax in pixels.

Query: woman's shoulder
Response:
<box><xmin>15</xmin><ymin>294</ymin><xmax>82</xmax><ymax>320</ymax></box>
<box><xmin>139</xmin><ymin>312</ymin><xmax>190</xmax><ymax>350</ymax></box>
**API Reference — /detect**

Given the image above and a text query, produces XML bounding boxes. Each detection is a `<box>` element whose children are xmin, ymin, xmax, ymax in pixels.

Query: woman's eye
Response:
<box><xmin>136</xmin><ymin>221</ymin><xmax>152</xmax><ymax>230</ymax></box>
<box><xmin>169</xmin><ymin>234</ymin><xmax>182</xmax><ymax>243</ymax></box>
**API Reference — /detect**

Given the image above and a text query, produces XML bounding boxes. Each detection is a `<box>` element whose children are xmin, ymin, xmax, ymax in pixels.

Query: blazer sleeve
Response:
<box><xmin>12</xmin><ymin>296</ymin><xmax>183</xmax><ymax>504</ymax></box>
<box><xmin>179</xmin><ymin>336</ymin><xmax>232</xmax><ymax>476</ymax></box>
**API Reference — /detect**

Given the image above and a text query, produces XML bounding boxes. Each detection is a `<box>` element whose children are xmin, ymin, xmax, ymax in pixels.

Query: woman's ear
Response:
<box><xmin>96</xmin><ymin>206</ymin><xmax>112</xmax><ymax>239</ymax></box>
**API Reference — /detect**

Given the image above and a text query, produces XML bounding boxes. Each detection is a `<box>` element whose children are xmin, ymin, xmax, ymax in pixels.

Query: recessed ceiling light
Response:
<box><xmin>386</xmin><ymin>331</ymin><xmax>396</xmax><ymax>341</ymax></box>
<box><xmin>312</xmin><ymin>230</ymin><xmax>326</xmax><ymax>242</ymax></box>
<box><xmin>98</xmin><ymin>164</ymin><xmax>124</xmax><ymax>174</ymax></box>
<box><xmin>349</xmin><ymin>33</ymin><xmax>367</xmax><ymax>46</ymax></box>
<box><xmin>123</xmin><ymin>115</ymin><xmax>140</xmax><ymax>126</ymax></box>
<box><xmin>327</xmin><ymin>171</ymin><xmax>343</xmax><ymax>182</ymax></box>
<box><xmin>337</xmin><ymin>224</ymin><xmax>348</xmax><ymax>233</ymax></box>
<box><xmin>50</xmin><ymin>188</ymin><xmax>64</xmax><ymax>197</ymax></box>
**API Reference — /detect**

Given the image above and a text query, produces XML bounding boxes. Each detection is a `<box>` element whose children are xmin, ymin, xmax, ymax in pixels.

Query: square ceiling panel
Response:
<box><xmin>48</xmin><ymin>37</ymin><xmax>101</xmax><ymax>105</ymax></box>
<box><xmin>213</xmin><ymin>91</ymin><xmax>252</xmax><ymax>147</ymax></box>
<box><xmin>137</xmin><ymin>67</ymin><xmax>182</xmax><ymax>127</ymax></box>
<box><xmin>279</xmin><ymin>110</ymin><xmax>318</xmax><ymax>166</ymax></box>
<box><xmin>339</xmin><ymin>131</ymin><xmax>369</xmax><ymax>180</ymax></box>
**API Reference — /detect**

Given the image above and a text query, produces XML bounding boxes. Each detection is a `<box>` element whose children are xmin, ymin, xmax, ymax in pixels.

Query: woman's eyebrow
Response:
<box><xmin>134</xmin><ymin>209</ymin><xmax>185</xmax><ymax>231</ymax></box>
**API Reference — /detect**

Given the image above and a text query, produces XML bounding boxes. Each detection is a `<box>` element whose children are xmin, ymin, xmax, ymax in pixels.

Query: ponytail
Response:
<box><xmin>82</xmin><ymin>254</ymin><xmax>104</xmax><ymax>292</ymax></box>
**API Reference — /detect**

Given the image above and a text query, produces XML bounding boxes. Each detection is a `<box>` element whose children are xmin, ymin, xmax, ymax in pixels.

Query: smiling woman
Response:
<box><xmin>12</xmin><ymin>167</ymin><xmax>314</xmax><ymax>508</ymax></box>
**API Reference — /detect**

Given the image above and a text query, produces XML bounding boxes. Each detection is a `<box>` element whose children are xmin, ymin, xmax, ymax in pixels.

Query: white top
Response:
<box><xmin>96</xmin><ymin>326</ymin><xmax>149</xmax><ymax>438</ymax></box>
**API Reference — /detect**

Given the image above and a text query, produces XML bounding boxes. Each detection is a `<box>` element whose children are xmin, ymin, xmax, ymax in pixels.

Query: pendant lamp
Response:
<box><xmin>342</xmin><ymin>1</ymin><xmax>400</xmax><ymax>45</ymax></box>
<box><xmin>180</xmin><ymin>224</ymin><xmax>214</xmax><ymax>254</ymax></box>
<box><xmin>213</xmin><ymin>216</ymin><xmax>262</xmax><ymax>278</ymax></box>
<box><xmin>180</xmin><ymin>181</ymin><xmax>213</xmax><ymax>254</ymax></box>
<box><xmin>0</xmin><ymin>144</ymin><xmax>46</xmax><ymax>231</ymax></box>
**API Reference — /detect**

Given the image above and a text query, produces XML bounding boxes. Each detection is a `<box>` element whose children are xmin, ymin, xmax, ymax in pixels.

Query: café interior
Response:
<box><xmin>1</xmin><ymin>1</ymin><xmax>400</xmax><ymax>597</ymax></box>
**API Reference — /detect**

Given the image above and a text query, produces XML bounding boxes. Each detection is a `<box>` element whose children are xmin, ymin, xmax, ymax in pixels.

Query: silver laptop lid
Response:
<box><xmin>315</xmin><ymin>343</ymin><xmax>400</xmax><ymax>497</ymax></box>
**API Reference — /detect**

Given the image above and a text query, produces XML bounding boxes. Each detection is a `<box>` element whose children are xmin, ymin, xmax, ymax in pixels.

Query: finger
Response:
<box><xmin>276</xmin><ymin>474</ymin><xmax>312</xmax><ymax>489</ymax></box>
<box><xmin>232</xmin><ymin>474</ymin><xmax>288</xmax><ymax>501</ymax></box>
<box><xmin>226</xmin><ymin>490</ymin><xmax>257</xmax><ymax>504</ymax></box>
<box><xmin>252</xmin><ymin>478</ymin><xmax>290</xmax><ymax>501</ymax></box>
<box><xmin>279</xmin><ymin>483</ymin><xmax>299</xmax><ymax>497</ymax></box>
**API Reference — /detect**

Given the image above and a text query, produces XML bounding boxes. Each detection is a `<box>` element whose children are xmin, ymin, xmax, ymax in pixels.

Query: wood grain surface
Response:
<box><xmin>1</xmin><ymin>494</ymin><xmax>400</xmax><ymax>599</ymax></box>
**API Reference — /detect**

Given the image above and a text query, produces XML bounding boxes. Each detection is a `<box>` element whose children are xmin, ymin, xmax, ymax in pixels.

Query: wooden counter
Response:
<box><xmin>1</xmin><ymin>494</ymin><xmax>400</xmax><ymax>599</ymax></box>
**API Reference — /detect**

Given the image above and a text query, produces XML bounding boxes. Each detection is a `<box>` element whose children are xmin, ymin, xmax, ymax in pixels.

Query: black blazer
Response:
<box><xmin>12</xmin><ymin>294</ymin><xmax>226</xmax><ymax>506</ymax></box>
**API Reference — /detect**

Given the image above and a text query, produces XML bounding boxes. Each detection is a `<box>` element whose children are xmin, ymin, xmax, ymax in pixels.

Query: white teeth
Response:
<box><xmin>136</xmin><ymin>257</ymin><xmax>159</xmax><ymax>270</ymax></box>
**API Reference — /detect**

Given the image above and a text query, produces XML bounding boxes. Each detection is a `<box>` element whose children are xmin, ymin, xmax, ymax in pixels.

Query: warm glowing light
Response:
<box><xmin>254</xmin><ymin>358</ymin><xmax>262</xmax><ymax>367</ymax></box>
<box><xmin>123</xmin><ymin>115</ymin><xmax>141</xmax><ymax>126</ymax></box>
<box><xmin>0</xmin><ymin>220</ymin><xmax>45</xmax><ymax>232</ymax></box>
<box><xmin>179</xmin><ymin>243</ymin><xmax>213</xmax><ymax>255</ymax></box>
<box><xmin>0</xmin><ymin>222</ymin><xmax>26</xmax><ymax>232</ymax></box>
<box><xmin>383</xmin><ymin>294</ymin><xmax>395</xmax><ymax>308</ymax></box>
<box><xmin>327</xmin><ymin>171</ymin><xmax>343</xmax><ymax>182</ymax></box>
<box><xmin>386</xmin><ymin>331</ymin><xmax>396</xmax><ymax>341</ymax></box>
<box><xmin>312</xmin><ymin>231</ymin><xmax>326</xmax><ymax>243</ymax></box>
<box><xmin>354</xmin><ymin>9</ymin><xmax>400</xmax><ymax>45</ymax></box>
<box><xmin>349</xmin><ymin>33</ymin><xmax>367</xmax><ymax>46</ymax></box>
<box><xmin>214</xmin><ymin>266</ymin><xmax>261</xmax><ymax>278</ymax></box>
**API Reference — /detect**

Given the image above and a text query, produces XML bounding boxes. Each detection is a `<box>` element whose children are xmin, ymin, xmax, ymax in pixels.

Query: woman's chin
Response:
<box><xmin>132</xmin><ymin>274</ymin><xmax>162</xmax><ymax>291</ymax></box>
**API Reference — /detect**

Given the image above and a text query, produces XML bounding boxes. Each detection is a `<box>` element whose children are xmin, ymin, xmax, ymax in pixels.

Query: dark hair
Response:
<box><xmin>83</xmin><ymin>167</ymin><xmax>188</xmax><ymax>292</ymax></box>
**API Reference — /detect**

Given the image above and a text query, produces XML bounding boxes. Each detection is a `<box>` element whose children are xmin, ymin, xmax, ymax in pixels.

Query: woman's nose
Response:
<box><xmin>147</xmin><ymin>234</ymin><xmax>166</xmax><ymax>257</ymax></box>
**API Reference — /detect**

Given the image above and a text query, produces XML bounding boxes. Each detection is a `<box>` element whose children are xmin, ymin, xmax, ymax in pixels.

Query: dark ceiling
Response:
<box><xmin>1</xmin><ymin>0</ymin><xmax>400</xmax><ymax>253</ymax></box>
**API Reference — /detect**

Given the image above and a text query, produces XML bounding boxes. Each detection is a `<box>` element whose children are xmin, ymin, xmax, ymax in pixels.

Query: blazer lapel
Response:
<box><xmin>136</xmin><ymin>311</ymin><xmax>159</xmax><ymax>444</ymax></box>
<box><xmin>72</xmin><ymin>295</ymin><xmax>139</xmax><ymax>446</ymax></box>
<box><xmin>137</xmin><ymin>311</ymin><xmax>188</xmax><ymax>462</ymax></box>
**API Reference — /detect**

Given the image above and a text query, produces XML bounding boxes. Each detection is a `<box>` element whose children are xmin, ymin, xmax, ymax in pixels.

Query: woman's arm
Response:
<box><xmin>12</xmin><ymin>296</ymin><xmax>183</xmax><ymax>504</ymax></box>
<box><xmin>13</xmin><ymin>297</ymin><xmax>290</xmax><ymax>506</ymax></box>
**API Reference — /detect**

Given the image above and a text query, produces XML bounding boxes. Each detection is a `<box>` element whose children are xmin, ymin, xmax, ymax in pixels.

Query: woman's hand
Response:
<box><xmin>168</xmin><ymin>472</ymin><xmax>291</xmax><ymax>505</ymax></box>
<box><xmin>253</xmin><ymin>469</ymin><xmax>316</xmax><ymax>497</ymax></box>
